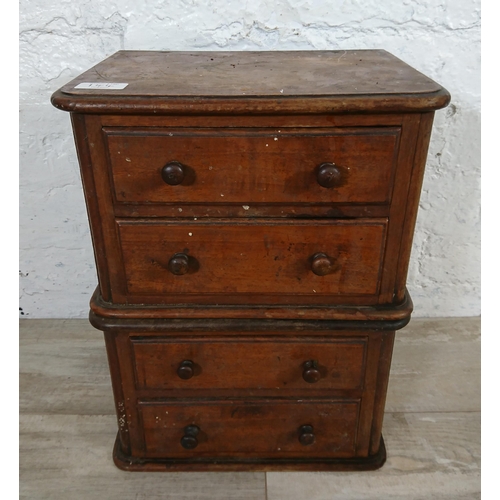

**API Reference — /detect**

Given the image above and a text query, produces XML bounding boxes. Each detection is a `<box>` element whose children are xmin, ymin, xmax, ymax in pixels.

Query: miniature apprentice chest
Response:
<box><xmin>51</xmin><ymin>50</ymin><xmax>450</xmax><ymax>471</ymax></box>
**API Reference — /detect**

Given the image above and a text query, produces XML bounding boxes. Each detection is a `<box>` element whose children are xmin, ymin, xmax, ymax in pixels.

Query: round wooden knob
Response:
<box><xmin>317</xmin><ymin>162</ymin><xmax>342</xmax><ymax>188</ymax></box>
<box><xmin>180</xmin><ymin>425</ymin><xmax>200</xmax><ymax>449</ymax></box>
<box><xmin>161</xmin><ymin>161</ymin><xmax>185</xmax><ymax>185</ymax></box>
<box><xmin>302</xmin><ymin>360</ymin><xmax>321</xmax><ymax>383</ymax></box>
<box><xmin>168</xmin><ymin>253</ymin><xmax>190</xmax><ymax>275</ymax></box>
<box><xmin>311</xmin><ymin>252</ymin><xmax>335</xmax><ymax>276</ymax></box>
<box><xmin>298</xmin><ymin>425</ymin><xmax>315</xmax><ymax>446</ymax></box>
<box><xmin>177</xmin><ymin>360</ymin><xmax>194</xmax><ymax>380</ymax></box>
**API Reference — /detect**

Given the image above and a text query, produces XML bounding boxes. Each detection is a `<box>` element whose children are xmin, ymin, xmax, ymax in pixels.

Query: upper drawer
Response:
<box><xmin>104</xmin><ymin>127</ymin><xmax>400</xmax><ymax>206</ymax></box>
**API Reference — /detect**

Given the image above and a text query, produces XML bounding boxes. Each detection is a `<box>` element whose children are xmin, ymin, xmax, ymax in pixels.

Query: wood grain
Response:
<box><xmin>131</xmin><ymin>337</ymin><xmax>367</xmax><ymax>392</ymax></box>
<box><xmin>89</xmin><ymin>286</ymin><xmax>413</xmax><ymax>321</ymax></box>
<box><xmin>378</xmin><ymin>113</ymin><xmax>422</xmax><ymax>303</ymax></box>
<box><xmin>105</xmin><ymin>127</ymin><xmax>399</xmax><ymax>206</ymax></box>
<box><xmin>100</xmin><ymin>113</ymin><xmax>406</xmax><ymax>129</ymax></box>
<box><xmin>393</xmin><ymin>113</ymin><xmax>435</xmax><ymax>302</ymax></box>
<box><xmin>116</xmin><ymin>219</ymin><xmax>387</xmax><ymax>302</ymax></box>
<box><xmin>140</xmin><ymin>398</ymin><xmax>359</xmax><ymax>458</ymax></box>
<box><xmin>70</xmin><ymin>114</ymin><xmax>112</xmax><ymax>301</ymax></box>
<box><xmin>51</xmin><ymin>50</ymin><xmax>450</xmax><ymax>114</ymax></box>
<box><xmin>59</xmin><ymin>50</ymin><xmax>443</xmax><ymax>97</ymax></box>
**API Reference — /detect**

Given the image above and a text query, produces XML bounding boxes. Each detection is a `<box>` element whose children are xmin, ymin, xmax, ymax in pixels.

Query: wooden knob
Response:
<box><xmin>177</xmin><ymin>360</ymin><xmax>195</xmax><ymax>380</ymax></box>
<box><xmin>180</xmin><ymin>425</ymin><xmax>200</xmax><ymax>449</ymax></box>
<box><xmin>311</xmin><ymin>252</ymin><xmax>335</xmax><ymax>276</ymax></box>
<box><xmin>161</xmin><ymin>161</ymin><xmax>185</xmax><ymax>185</ymax></box>
<box><xmin>298</xmin><ymin>425</ymin><xmax>315</xmax><ymax>446</ymax></box>
<box><xmin>168</xmin><ymin>253</ymin><xmax>190</xmax><ymax>275</ymax></box>
<box><xmin>302</xmin><ymin>360</ymin><xmax>321</xmax><ymax>383</ymax></box>
<box><xmin>317</xmin><ymin>162</ymin><xmax>342</xmax><ymax>188</ymax></box>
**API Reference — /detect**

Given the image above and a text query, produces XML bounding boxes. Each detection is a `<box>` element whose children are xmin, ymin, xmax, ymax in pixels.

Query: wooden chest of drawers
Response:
<box><xmin>51</xmin><ymin>50</ymin><xmax>449</xmax><ymax>471</ymax></box>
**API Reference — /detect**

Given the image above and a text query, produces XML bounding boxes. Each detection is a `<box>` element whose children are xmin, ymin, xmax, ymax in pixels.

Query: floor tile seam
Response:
<box><xmin>385</xmin><ymin>410</ymin><xmax>481</xmax><ymax>415</ymax></box>
<box><xmin>19</xmin><ymin>411</ymin><xmax>117</xmax><ymax>417</ymax></box>
<box><xmin>19</xmin><ymin>410</ymin><xmax>482</xmax><ymax>418</ymax></box>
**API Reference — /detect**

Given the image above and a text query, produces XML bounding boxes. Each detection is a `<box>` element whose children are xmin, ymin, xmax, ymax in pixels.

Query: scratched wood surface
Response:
<box><xmin>106</xmin><ymin>127</ymin><xmax>399</xmax><ymax>205</ymax></box>
<box><xmin>59</xmin><ymin>50</ymin><xmax>443</xmax><ymax>97</ymax></box>
<box><xmin>116</xmin><ymin>219</ymin><xmax>387</xmax><ymax>302</ymax></box>
<box><xmin>51</xmin><ymin>51</ymin><xmax>450</xmax><ymax>115</ymax></box>
<box><xmin>20</xmin><ymin>317</ymin><xmax>480</xmax><ymax>499</ymax></box>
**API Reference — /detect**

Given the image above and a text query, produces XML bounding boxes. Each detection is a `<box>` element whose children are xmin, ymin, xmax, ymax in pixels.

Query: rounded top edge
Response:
<box><xmin>50</xmin><ymin>88</ymin><xmax>451</xmax><ymax>115</ymax></box>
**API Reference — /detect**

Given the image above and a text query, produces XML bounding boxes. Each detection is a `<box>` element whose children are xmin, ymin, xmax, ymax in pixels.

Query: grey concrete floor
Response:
<box><xmin>19</xmin><ymin>317</ymin><xmax>480</xmax><ymax>499</ymax></box>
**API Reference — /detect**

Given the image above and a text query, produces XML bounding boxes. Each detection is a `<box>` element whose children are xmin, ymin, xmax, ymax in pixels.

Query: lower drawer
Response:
<box><xmin>139</xmin><ymin>398</ymin><xmax>360</xmax><ymax>458</ymax></box>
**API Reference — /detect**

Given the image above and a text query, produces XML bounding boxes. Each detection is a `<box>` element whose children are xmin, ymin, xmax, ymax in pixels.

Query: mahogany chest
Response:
<box><xmin>51</xmin><ymin>50</ymin><xmax>450</xmax><ymax>471</ymax></box>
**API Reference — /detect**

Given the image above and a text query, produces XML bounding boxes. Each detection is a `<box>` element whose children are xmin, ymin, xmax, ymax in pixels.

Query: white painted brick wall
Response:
<box><xmin>19</xmin><ymin>0</ymin><xmax>480</xmax><ymax>318</ymax></box>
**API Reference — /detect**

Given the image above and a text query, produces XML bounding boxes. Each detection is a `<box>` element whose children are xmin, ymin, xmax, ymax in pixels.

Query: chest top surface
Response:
<box><xmin>51</xmin><ymin>50</ymin><xmax>450</xmax><ymax>114</ymax></box>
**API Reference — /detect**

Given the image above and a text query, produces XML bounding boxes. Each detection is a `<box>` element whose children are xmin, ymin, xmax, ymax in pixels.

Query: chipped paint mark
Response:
<box><xmin>242</xmin><ymin>205</ymin><xmax>250</xmax><ymax>210</ymax></box>
<box><xmin>117</xmin><ymin>401</ymin><xmax>127</xmax><ymax>431</ymax></box>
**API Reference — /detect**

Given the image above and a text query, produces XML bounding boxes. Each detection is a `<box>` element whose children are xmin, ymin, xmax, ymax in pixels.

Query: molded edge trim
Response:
<box><xmin>88</xmin><ymin>287</ymin><xmax>413</xmax><ymax>330</ymax></box>
<box><xmin>112</xmin><ymin>432</ymin><xmax>386</xmax><ymax>472</ymax></box>
<box><xmin>51</xmin><ymin>89</ymin><xmax>451</xmax><ymax>115</ymax></box>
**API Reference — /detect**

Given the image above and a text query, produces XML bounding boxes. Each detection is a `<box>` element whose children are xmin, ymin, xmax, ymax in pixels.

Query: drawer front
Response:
<box><xmin>139</xmin><ymin>399</ymin><xmax>359</xmax><ymax>458</ymax></box>
<box><xmin>116</xmin><ymin>219</ymin><xmax>387</xmax><ymax>301</ymax></box>
<box><xmin>131</xmin><ymin>337</ymin><xmax>367</xmax><ymax>391</ymax></box>
<box><xmin>105</xmin><ymin>127</ymin><xmax>399</xmax><ymax>206</ymax></box>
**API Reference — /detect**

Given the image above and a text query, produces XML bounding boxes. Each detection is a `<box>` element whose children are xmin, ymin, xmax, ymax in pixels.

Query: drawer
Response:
<box><xmin>116</xmin><ymin>219</ymin><xmax>387</xmax><ymax>303</ymax></box>
<box><xmin>139</xmin><ymin>399</ymin><xmax>359</xmax><ymax>458</ymax></box>
<box><xmin>131</xmin><ymin>337</ymin><xmax>367</xmax><ymax>391</ymax></box>
<box><xmin>105</xmin><ymin>127</ymin><xmax>400</xmax><ymax>206</ymax></box>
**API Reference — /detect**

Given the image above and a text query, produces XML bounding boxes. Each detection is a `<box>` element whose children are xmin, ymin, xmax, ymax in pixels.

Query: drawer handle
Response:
<box><xmin>302</xmin><ymin>360</ymin><xmax>322</xmax><ymax>383</ymax></box>
<box><xmin>181</xmin><ymin>425</ymin><xmax>200</xmax><ymax>449</ymax></box>
<box><xmin>161</xmin><ymin>161</ymin><xmax>185</xmax><ymax>185</ymax></box>
<box><xmin>168</xmin><ymin>253</ymin><xmax>190</xmax><ymax>275</ymax></box>
<box><xmin>298</xmin><ymin>425</ymin><xmax>315</xmax><ymax>446</ymax></box>
<box><xmin>177</xmin><ymin>360</ymin><xmax>195</xmax><ymax>380</ymax></box>
<box><xmin>310</xmin><ymin>252</ymin><xmax>336</xmax><ymax>276</ymax></box>
<box><xmin>316</xmin><ymin>162</ymin><xmax>342</xmax><ymax>188</ymax></box>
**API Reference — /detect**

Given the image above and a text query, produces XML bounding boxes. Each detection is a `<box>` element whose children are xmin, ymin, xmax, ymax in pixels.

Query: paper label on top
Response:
<box><xmin>74</xmin><ymin>82</ymin><xmax>129</xmax><ymax>90</ymax></box>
